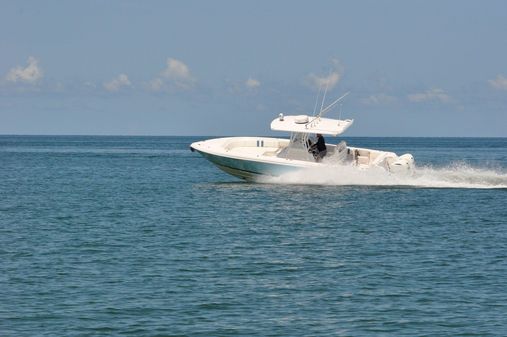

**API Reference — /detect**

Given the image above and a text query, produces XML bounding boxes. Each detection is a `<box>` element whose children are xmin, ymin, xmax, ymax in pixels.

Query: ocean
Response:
<box><xmin>1</xmin><ymin>135</ymin><xmax>507</xmax><ymax>336</ymax></box>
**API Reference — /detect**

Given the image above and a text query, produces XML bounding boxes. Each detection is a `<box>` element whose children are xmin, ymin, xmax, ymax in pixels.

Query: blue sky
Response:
<box><xmin>1</xmin><ymin>0</ymin><xmax>506</xmax><ymax>136</ymax></box>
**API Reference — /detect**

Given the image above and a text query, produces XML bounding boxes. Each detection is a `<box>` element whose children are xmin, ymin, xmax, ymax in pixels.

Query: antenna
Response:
<box><xmin>318</xmin><ymin>91</ymin><xmax>350</xmax><ymax>117</ymax></box>
<box><xmin>312</xmin><ymin>84</ymin><xmax>322</xmax><ymax>117</ymax></box>
<box><xmin>319</xmin><ymin>69</ymin><xmax>332</xmax><ymax>115</ymax></box>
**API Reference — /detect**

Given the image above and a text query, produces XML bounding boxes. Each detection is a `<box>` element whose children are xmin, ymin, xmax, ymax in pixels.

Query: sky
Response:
<box><xmin>1</xmin><ymin>0</ymin><xmax>506</xmax><ymax>136</ymax></box>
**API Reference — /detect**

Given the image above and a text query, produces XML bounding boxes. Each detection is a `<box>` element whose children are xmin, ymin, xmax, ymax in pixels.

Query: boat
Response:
<box><xmin>190</xmin><ymin>93</ymin><xmax>415</xmax><ymax>181</ymax></box>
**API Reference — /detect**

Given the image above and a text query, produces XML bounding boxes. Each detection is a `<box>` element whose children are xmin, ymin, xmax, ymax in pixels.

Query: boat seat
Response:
<box><xmin>357</xmin><ymin>155</ymin><xmax>369</xmax><ymax>165</ymax></box>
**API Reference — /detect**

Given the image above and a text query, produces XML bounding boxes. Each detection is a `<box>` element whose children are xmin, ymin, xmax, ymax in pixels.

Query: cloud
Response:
<box><xmin>306</xmin><ymin>58</ymin><xmax>344</xmax><ymax>91</ymax></box>
<box><xmin>149</xmin><ymin>57</ymin><xmax>196</xmax><ymax>91</ymax></box>
<box><xmin>307</xmin><ymin>72</ymin><xmax>340</xmax><ymax>91</ymax></box>
<box><xmin>361</xmin><ymin>93</ymin><xmax>397</xmax><ymax>105</ymax></box>
<box><xmin>489</xmin><ymin>75</ymin><xmax>507</xmax><ymax>90</ymax></box>
<box><xmin>103</xmin><ymin>73</ymin><xmax>131</xmax><ymax>92</ymax></box>
<box><xmin>148</xmin><ymin>58</ymin><xmax>196</xmax><ymax>91</ymax></box>
<box><xmin>225</xmin><ymin>77</ymin><xmax>261</xmax><ymax>94</ymax></box>
<box><xmin>5</xmin><ymin>56</ymin><xmax>43</xmax><ymax>84</ymax></box>
<box><xmin>407</xmin><ymin>88</ymin><xmax>451</xmax><ymax>103</ymax></box>
<box><xmin>149</xmin><ymin>78</ymin><xmax>164</xmax><ymax>91</ymax></box>
<box><xmin>245</xmin><ymin>77</ymin><xmax>260</xmax><ymax>89</ymax></box>
<box><xmin>163</xmin><ymin>58</ymin><xmax>191</xmax><ymax>79</ymax></box>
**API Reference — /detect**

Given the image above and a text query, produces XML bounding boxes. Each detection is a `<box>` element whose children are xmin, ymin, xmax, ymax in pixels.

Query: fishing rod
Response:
<box><xmin>318</xmin><ymin>91</ymin><xmax>350</xmax><ymax>118</ymax></box>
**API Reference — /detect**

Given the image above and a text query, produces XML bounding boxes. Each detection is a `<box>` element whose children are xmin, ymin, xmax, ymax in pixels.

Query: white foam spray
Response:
<box><xmin>258</xmin><ymin>163</ymin><xmax>507</xmax><ymax>189</ymax></box>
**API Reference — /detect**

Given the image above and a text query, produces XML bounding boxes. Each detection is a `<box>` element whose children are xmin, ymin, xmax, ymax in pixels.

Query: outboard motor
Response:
<box><xmin>389</xmin><ymin>154</ymin><xmax>415</xmax><ymax>173</ymax></box>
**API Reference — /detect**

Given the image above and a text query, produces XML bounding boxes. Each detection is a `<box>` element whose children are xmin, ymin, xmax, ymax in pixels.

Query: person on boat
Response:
<box><xmin>311</xmin><ymin>133</ymin><xmax>327</xmax><ymax>161</ymax></box>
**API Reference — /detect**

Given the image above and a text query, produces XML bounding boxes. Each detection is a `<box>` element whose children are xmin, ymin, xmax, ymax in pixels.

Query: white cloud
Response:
<box><xmin>147</xmin><ymin>58</ymin><xmax>196</xmax><ymax>91</ymax></box>
<box><xmin>245</xmin><ymin>77</ymin><xmax>260</xmax><ymax>89</ymax></box>
<box><xmin>6</xmin><ymin>56</ymin><xmax>43</xmax><ymax>84</ymax></box>
<box><xmin>308</xmin><ymin>72</ymin><xmax>340</xmax><ymax>90</ymax></box>
<box><xmin>361</xmin><ymin>93</ymin><xmax>397</xmax><ymax>105</ymax></box>
<box><xmin>103</xmin><ymin>73</ymin><xmax>131</xmax><ymax>92</ymax></box>
<box><xmin>159</xmin><ymin>57</ymin><xmax>196</xmax><ymax>89</ymax></box>
<box><xmin>149</xmin><ymin>78</ymin><xmax>164</xmax><ymax>91</ymax></box>
<box><xmin>306</xmin><ymin>58</ymin><xmax>344</xmax><ymax>91</ymax></box>
<box><xmin>407</xmin><ymin>88</ymin><xmax>451</xmax><ymax>103</ymax></box>
<box><xmin>163</xmin><ymin>58</ymin><xmax>190</xmax><ymax>79</ymax></box>
<box><xmin>489</xmin><ymin>75</ymin><xmax>507</xmax><ymax>90</ymax></box>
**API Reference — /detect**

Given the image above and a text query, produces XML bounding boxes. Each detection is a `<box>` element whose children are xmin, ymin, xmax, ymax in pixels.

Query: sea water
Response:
<box><xmin>1</xmin><ymin>136</ymin><xmax>507</xmax><ymax>336</ymax></box>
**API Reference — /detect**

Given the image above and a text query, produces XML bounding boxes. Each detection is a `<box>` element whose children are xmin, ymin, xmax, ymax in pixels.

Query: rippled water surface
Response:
<box><xmin>1</xmin><ymin>136</ymin><xmax>507</xmax><ymax>336</ymax></box>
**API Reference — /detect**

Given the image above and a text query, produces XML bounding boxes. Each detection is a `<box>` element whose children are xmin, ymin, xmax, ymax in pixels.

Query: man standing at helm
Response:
<box><xmin>311</xmin><ymin>133</ymin><xmax>327</xmax><ymax>161</ymax></box>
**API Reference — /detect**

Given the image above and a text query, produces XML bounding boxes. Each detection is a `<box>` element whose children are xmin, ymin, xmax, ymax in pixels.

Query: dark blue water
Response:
<box><xmin>1</xmin><ymin>136</ymin><xmax>507</xmax><ymax>336</ymax></box>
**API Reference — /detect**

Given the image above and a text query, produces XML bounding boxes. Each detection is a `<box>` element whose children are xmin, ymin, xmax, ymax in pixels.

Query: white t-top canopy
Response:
<box><xmin>270</xmin><ymin>115</ymin><xmax>354</xmax><ymax>136</ymax></box>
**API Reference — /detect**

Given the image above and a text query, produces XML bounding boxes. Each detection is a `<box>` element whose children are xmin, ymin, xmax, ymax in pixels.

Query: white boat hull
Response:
<box><xmin>191</xmin><ymin>137</ymin><xmax>414</xmax><ymax>181</ymax></box>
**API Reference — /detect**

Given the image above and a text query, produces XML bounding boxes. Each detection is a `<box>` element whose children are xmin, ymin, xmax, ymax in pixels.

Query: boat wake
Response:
<box><xmin>258</xmin><ymin>163</ymin><xmax>507</xmax><ymax>189</ymax></box>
